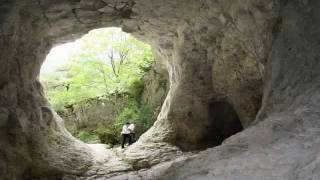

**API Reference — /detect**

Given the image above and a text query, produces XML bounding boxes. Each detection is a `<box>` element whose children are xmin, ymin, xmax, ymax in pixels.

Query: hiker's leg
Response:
<box><xmin>121</xmin><ymin>134</ymin><xmax>126</xmax><ymax>148</ymax></box>
<box><xmin>132</xmin><ymin>133</ymin><xmax>135</xmax><ymax>141</ymax></box>
<box><xmin>128</xmin><ymin>134</ymin><xmax>132</xmax><ymax>145</ymax></box>
<box><xmin>130</xmin><ymin>133</ymin><xmax>135</xmax><ymax>144</ymax></box>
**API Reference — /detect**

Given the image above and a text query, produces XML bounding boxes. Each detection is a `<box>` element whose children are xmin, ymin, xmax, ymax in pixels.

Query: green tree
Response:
<box><xmin>42</xmin><ymin>28</ymin><xmax>154</xmax><ymax>109</ymax></box>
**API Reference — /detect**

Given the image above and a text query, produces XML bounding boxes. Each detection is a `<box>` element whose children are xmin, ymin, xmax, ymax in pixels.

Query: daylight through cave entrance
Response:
<box><xmin>40</xmin><ymin>27</ymin><xmax>167</xmax><ymax>147</ymax></box>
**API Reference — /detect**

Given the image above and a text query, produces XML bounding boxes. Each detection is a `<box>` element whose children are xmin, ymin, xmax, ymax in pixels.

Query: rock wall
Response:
<box><xmin>133</xmin><ymin>0</ymin><xmax>275</xmax><ymax>150</ymax></box>
<box><xmin>62</xmin><ymin>96</ymin><xmax>127</xmax><ymax>130</ymax></box>
<box><xmin>140</xmin><ymin>62</ymin><xmax>169</xmax><ymax>111</ymax></box>
<box><xmin>156</xmin><ymin>0</ymin><xmax>320</xmax><ymax>179</ymax></box>
<box><xmin>1</xmin><ymin>0</ymin><xmax>320</xmax><ymax>179</ymax></box>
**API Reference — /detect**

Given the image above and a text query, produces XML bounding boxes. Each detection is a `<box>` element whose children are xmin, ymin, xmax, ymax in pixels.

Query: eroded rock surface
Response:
<box><xmin>1</xmin><ymin>0</ymin><xmax>320</xmax><ymax>179</ymax></box>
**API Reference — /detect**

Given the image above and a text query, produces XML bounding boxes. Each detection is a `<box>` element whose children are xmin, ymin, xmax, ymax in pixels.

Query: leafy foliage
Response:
<box><xmin>96</xmin><ymin>124</ymin><xmax>119</xmax><ymax>146</ymax></box>
<box><xmin>74</xmin><ymin>130</ymin><xmax>100</xmax><ymax>143</ymax></box>
<box><xmin>41</xmin><ymin>28</ymin><xmax>154</xmax><ymax>110</ymax></box>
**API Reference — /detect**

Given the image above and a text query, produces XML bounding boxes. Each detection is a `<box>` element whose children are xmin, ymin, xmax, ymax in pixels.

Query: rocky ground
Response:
<box><xmin>60</xmin><ymin>143</ymin><xmax>191</xmax><ymax>180</ymax></box>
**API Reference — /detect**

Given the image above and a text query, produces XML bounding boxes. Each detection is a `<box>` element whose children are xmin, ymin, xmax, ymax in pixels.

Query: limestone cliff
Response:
<box><xmin>62</xmin><ymin>96</ymin><xmax>126</xmax><ymax>130</ymax></box>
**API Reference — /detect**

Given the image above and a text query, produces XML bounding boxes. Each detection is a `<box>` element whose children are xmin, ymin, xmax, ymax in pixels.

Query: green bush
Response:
<box><xmin>114</xmin><ymin>100</ymin><xmax>139</xmax><ymax>127</ymax></box>
<box><xmin>136</xmin><ymin>105</ymin><xmax>155</xmax><ymax>135</ymax></box>
<box><xmin>92</xmin><ymin>99</ymin><xmax>156</xmax><ymax>146</ymax></box>
<box><xmin>115</xmin><ymin>101</ymin><xmax>156</xmax><ymax>138</ymax></box>
<box><xmin>96</xmin><ymin>124</ymin><xmax>120</xmax><ymax>146</ymax></box>
<box><xmin>74</xmin><ymin>130</ymin><xmax>99</xmax><ymax>143</ymax></box>
<box><xmin>127</xmin><ymin>79</ymin><xmax>144</xmax><ymax>101</ymax></box>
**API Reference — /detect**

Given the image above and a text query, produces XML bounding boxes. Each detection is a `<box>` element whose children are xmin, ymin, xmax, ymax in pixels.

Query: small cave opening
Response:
<box><xmin>198</xmin><ymin>101</ymin><xmax>243</xmax><ymax>150</ymax></box>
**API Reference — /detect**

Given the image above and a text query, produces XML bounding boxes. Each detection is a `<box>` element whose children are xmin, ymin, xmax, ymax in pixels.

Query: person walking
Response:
<box><xmin>128</xmin><ymin>122</ymin><xmax>136</xmax><ymax>144</ymax></box>
<box><xmin>121</xmin><ymin>122</ymin><xmax>131</xmax><ymax>148</ymax></box>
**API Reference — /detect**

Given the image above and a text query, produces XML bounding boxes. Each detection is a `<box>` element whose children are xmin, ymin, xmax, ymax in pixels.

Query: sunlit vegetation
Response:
<box><xmin>41</xmin><ymin>28</ymin><xmax>157</xmax><ymax>145</ymax></box>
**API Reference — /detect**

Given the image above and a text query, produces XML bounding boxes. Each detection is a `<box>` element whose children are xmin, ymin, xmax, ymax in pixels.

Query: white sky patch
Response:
<box><xmin>40</xmin><ymin>27</ymin><xmax>126</xmax><ymax>75</ymax></box>
<box><xmin>40</xmin><ymin>42</ymin><xmax>80</xmax><ymax>74</ymax></box>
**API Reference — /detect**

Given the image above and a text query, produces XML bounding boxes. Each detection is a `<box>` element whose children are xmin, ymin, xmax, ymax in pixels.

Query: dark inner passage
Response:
<box><xmin>203</xmin><ymin>101</ymin><xmax>243</xmax><ymax>148</ymax></box>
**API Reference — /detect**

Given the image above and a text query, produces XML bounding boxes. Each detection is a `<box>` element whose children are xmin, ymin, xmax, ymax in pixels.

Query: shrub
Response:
<box><xmin>96</xmin><ymin>125</ymin><xmax>120</xmax><ymax>146</ymax></box>
<box><xmin>136</xmin><ymin>105</ymin><xmax>155</xmax><ymax>135</ymax></box>
<box><xmin>75</xmin><ymin>130</ymin><xmax>99</xmax><ymax>143</ymax></box>
<box><xmin>114</xmin><ymin>101</ymin><xmax>156</xmax><ymax>138</ymax></box>
<box><xmin>127</xmin><ymin>79</ymin><xmax>144</xmax><ymax>101</ymax></box>
<box><xmin>113</xmin><ymin>100</ymin><xmax>139</xmax><ymax>128</ymax></box>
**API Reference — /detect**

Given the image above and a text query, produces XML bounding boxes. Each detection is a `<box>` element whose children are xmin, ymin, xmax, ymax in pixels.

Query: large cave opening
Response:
<box><xmin>40</xmin><ymin>27</ymin><xmax>168</xmax><ymax>148</ymax></box>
